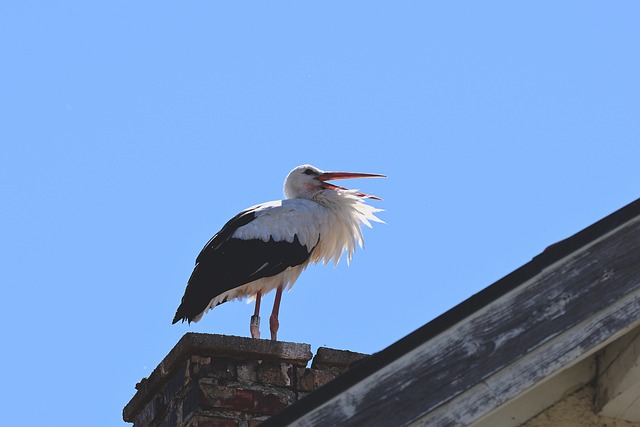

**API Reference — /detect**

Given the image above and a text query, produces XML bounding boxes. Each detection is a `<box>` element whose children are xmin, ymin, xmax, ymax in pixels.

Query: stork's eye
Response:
<box><xmin>303</xmin><ymin>168</ymin><xmax>315</xmax><ymax>175</ymax></box>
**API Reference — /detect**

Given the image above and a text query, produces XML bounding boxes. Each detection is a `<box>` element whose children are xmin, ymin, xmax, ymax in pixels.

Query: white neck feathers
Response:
<box><xmin>309</xmin><ymin>189</ymin><xmax>384</xmax><ymax>266</ymax></box>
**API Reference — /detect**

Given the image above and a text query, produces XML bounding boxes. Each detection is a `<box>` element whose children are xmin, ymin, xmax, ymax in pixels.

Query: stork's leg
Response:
<box><xmin>270</xmin><ymin>286</ymin><xmax>284</xmax><ymax>341</ymax></box>
<box><xmin>250</xmin><ymin>291</ymin><xmax>262</xmax><ymax>339</ymax></box>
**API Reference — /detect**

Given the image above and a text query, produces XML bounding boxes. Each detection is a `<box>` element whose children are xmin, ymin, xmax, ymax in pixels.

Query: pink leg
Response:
<box><xmin>270</xmin><ymin>286</ymin><xmax>284</xmax><ymax>341</ymax></box>
<box><xmin>250</xmin><ymin>291</ymin><xmax>262</xmax><ymax>339</ymax></box>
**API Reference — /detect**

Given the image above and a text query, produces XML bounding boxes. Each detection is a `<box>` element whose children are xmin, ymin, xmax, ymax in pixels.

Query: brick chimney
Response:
<box><xmin>123</xmin><ymin>333</ymin><xmax>368</xmax><ymax>427</ymax></box>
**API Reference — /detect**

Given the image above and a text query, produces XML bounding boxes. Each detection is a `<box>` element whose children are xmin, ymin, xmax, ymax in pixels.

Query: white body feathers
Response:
<box><xmin>195</xmin><ymin>192</ymin><xmax>383</xmax><ymax>321</ymax></box>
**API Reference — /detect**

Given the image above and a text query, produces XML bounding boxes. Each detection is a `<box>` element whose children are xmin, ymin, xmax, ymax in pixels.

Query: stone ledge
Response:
<box><xmin>311</xmin><ymin>347</ymin><xmax>369</xmax><ymax>374</ymax></box>
<box><xmin>124</xmin><ymin>333</ymin><xmax>312</xmax><ymax>422</ymax></box>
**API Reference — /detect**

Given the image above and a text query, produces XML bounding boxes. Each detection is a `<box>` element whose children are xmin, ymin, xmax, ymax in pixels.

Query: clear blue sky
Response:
<box><xmin>2</xmin><ymin>2</ymin><xmax>639</xmax><ymax>425</ymax></box>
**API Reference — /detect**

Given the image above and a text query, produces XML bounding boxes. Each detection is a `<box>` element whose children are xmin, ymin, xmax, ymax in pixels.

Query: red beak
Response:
<box><xmin>317</xmin><ymin>171</ymin><xmax>385</xmax><ymax>200</ymax></box>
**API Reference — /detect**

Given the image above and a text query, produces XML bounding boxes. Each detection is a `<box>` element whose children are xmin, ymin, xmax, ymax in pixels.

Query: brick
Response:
<box><xmin>184</xmin><ymin>383</ymin><xmax>239</xmax><ymax>419</ymax></box>
<box><xmin>188</xmin><ymin>416</ymin><xmax>239</xmax><ymax>427</ymax></box>
<box><xmin>163</xmin><ymin>362</ymin><xmax>188</xmax><ymax>405</ymax></box>
<box><xmin>237</xmin><ymin>360</ymin><xmax>258</xmax><ymax>383</ymax></box>
<box><xmin>217</xmin><ymin>389</ymin><xmax>255</xmax><ymax>412</ymax></box>
<box><xmin>252</xmin><ymin>390</ymin><xmax>290</xmax><ymax>415</ymax></box>
<box><xmin>296</xmin><ymin>368</ymin><xmax>337</xmax><ymax>392</ymax></box>
<box><xmin>183</xmin><ymin>385</ymin><xmax>205</xmax><ymax>419</ymax></box>
<box><xmin>191</xmin><ymin>356</ymin><xmax>236</xmax><ymax>382</ymax></box>
<box><xmin>192</xmin><ymin>355</ymin><xmax>212</xmax><ymax>365</ymax></box>
<box><xmin>195</xmin><ymin>383</ymin><xmax>237</xmax><ymax>411</ymax></box>
<box><xmin>257</xmin><ymin>362</ymin><xmax>293</xmax><ymax>387</ymax></box>
<box><xmin>157</xmin><ymin>405</ymin><xmax>178</xmax><ymax>427</ymax></box>
<box><xmin>249</xmin><ymin>418</ymin><xmax>268</xmax><ymax>427</ymax></box>
<box><xmin>134</xmin><ymin>394</ymin><xmax>161</xmax><ymax>427</ymax></box>
<box><xmin>311</xmin><ymin>347</ymin><xmax>369</xmax><ymax>374</ymax></box>
<box><xmin>213</xmin><ymin>388</ymin><xmax>291</xmax><ymax>416</ymax></box>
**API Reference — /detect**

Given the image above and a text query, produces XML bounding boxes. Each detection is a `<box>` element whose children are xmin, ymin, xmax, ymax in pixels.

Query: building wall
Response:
<box><xmin>521</xmin><ymin>385</ymin><xmax>640</xmax><ymax>427</ymax></box>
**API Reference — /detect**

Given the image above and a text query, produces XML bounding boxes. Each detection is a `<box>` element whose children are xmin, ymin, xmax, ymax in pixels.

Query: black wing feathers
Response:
<box><xmin>172</xmin><ymin>207</ymin><xmax>312</xmax><ymax>324</ymax></box>
<box><xmin>195</xmin><ymin>208</ymin><xmax>257</xmax><ymax>264</ymax></box>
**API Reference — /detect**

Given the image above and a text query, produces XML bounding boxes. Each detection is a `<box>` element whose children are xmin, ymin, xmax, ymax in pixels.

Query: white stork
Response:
<box><xmin>172</xmin><ymin>164</ymin><xmax>384</xmax><ymax>340</ymax></box>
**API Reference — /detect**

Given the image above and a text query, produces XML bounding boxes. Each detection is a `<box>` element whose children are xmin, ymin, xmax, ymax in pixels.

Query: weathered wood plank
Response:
<box><xmin>417</xmin><ymin>284</ymin><xmax>640</xmax><ymax>426</ymax></box>
<box><xmin>290</xmin><ymin>216</ymin><xmax>640</xmax><ymax>427</ymax></box>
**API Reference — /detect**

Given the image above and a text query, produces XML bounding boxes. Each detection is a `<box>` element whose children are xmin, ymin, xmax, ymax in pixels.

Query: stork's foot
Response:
<box><xmin>250</xmin><ymin>315</ymin><xmax>261</xmax><ymax>339</ymax></box>
<box><xmin>269</xmin><ymin>314</ymin><xmax>279</xmax><ymax>341</ymax></box>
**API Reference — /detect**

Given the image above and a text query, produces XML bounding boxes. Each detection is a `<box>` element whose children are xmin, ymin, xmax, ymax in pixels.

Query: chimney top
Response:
<box><xmin>123</xmin><ymin>333</ymin><xmax>367</xmax><ymax>426</ymax></box>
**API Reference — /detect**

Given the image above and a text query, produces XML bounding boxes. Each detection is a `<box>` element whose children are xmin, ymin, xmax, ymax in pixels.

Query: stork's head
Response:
<box><xmin>284</xmin><ymin>164</ymin><xmax>385</xmax><ymax>200</ymax></box>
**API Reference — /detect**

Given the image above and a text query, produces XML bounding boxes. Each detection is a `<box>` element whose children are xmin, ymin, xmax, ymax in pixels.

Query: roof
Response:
<box><xmin>263</xmin><ymin>197</ymin><xmax>640</xmax><ymax>427</ymax></box>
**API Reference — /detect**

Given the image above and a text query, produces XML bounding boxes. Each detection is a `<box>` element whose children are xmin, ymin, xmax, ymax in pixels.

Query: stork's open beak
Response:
<box><xmin>317</xmin><ymin>171</ymin><xmax>386</xmax><ymax>200</ymax></box>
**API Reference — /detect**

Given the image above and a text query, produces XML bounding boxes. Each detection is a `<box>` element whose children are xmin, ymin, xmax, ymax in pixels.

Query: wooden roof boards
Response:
<box><xmin>263</xmin><ymin>198</ymin><xmax>640</xmax><ymax>427</ymax></box>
